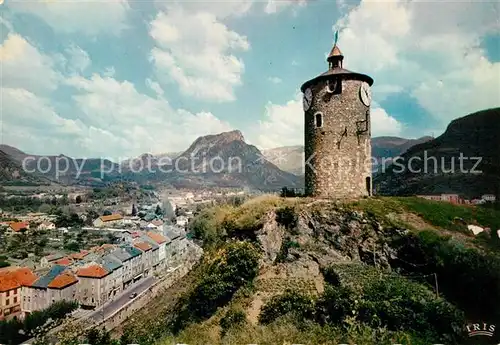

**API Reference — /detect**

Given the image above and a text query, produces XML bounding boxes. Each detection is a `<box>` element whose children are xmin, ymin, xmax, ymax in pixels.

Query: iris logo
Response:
<box><xmin>466</xmin><ymin>322</ymin><xmax>496</xmax><ymax>337</ymax></box>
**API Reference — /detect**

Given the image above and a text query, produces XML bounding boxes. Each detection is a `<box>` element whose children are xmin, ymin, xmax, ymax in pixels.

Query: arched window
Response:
<box><xmin>326</xmin><ymin>78</ymin><xmax>342</xmax><ymax>94</ymax></box>
<box><xmin>314</xmin><ymin>112</ymin><xmax>323</xmax><ymax>128</ymax></box>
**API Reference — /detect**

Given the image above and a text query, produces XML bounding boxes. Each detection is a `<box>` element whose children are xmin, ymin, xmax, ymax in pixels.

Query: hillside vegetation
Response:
<box><xmin>58</xmin><ymin>196</ymin><xmax>500</xmax><ymax>345</ymax></box>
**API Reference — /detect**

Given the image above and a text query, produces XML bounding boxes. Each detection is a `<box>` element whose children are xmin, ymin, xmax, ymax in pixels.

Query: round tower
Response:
<box><xmin>301</xmin><ymin>42</ymin><xmax>374</xmax><ymax>198</ymax></box>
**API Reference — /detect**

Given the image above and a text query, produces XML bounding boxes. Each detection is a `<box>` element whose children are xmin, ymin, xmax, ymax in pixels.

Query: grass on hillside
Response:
<box><xmin>352</xmin><ymin>197</ymin><xmax>500</xmax><ymax>231</ymax></box>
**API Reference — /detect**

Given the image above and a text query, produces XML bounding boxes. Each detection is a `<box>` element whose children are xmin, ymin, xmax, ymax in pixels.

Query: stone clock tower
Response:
<box><xmin>301</xmin><ymin>42</ymin><xmax>374</xmax><ymax>198</ymax></box>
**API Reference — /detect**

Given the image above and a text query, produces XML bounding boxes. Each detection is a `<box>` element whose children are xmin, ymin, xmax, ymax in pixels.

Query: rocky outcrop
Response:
<box><xmin>255</xmin><ymin>204</ymin><xmax>406</xmax><ymax>276</ymax></box>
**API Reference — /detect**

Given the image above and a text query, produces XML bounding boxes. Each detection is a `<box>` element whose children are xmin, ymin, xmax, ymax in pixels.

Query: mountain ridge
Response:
<box><xmin>374</xmin><ymin>107</ymin><xmax>500</xmax><ymax>198</ymax></box>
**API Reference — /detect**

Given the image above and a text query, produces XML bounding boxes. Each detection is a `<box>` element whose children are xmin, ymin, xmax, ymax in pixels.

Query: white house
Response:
<box><xmin>93</xmin><ymin>214</ymin><xmax>124</xmax><ymax>228</ymax></box>
<box><xmin>482</xmin><ymin>194</ymin><xmax>497</xmax><ymax>203</ymax></box>
<box><xmin>176</xmin><ymin>216</ymin><xmax>189</xmax><ymax>227</ymax></box>
<box><xmin>37</xmin><ymin>221</ymin><xmax>56</xmax><ymax>231</ymax></box>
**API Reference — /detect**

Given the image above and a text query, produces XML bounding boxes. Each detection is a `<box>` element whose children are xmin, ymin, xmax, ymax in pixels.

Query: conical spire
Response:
<box><xmin>327</xmin><ymin>45</ymin><xmax>343</xmax><ymax>60</ymax></box>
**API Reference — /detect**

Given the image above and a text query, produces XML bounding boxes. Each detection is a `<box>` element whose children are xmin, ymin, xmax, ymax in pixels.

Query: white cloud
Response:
<box><xmin>335</xmin><ymin>0</ymin><xmax>500</xmax><ymax>127</ymax></box>
<box><xmin>149</xmin><ymin>9</ymin><xmax>250</xmax><ymax>102</ymax></box>
<box><xmin>1</xmin><ymin>87</ymin><xmax>88</xmax><ymax>155</ymax></box>
<box><xmin>103</xmin><ymin>67</ymin><xmax>116</xmax><ymax>77</ymax></box>
<box><xmin>268</xmin><ymin>77</ymin><xmax>283</xmax><ymax>84</ymax></box>
<box><xmin>0</xmin><ymin>33</ymin><xmax>60</xmax><ymax>95</ymax></box>
<box><xmin>156</xmin><ymin>0</ymin><xmax>254</xmax><ymax>19</ymax></box>
<box><xmin>371</xmin><ymin>106</ymin><xmax>403</xmax><ymax>137</ymax></box>
<box><xmin>251</xmin><ymin>94</ymin><xmax>303</xmax><ymax>149</ymax></box>
<box><xmin>264</xmin><ymin>0</ymin><xmax>307</xmax><ymax>14</ymax></box>
<box><xmin>62</xmin><ymin>74</ymin><xmax>233</xmax><ymax>157</ymax></box>
<box><xmin>64</xmin><ymin>44</ymin><xmax>91</xmax><ymax>74</ymax></box>
<box><xmin>8</xmin><ymin>0</ymin><xmax>130</xmax><ymax>36</ymax></box>
<box><xmin>145</xmin><ymin>78</ymin><xmax>164</xmax><ymax>97</ymax></box>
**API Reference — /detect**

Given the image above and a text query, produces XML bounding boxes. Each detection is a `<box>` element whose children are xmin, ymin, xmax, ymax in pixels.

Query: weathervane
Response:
<box><xmin>334</xmin><ymin>30</ymin><xmax>339</xmax><ymax>47</ymax></box>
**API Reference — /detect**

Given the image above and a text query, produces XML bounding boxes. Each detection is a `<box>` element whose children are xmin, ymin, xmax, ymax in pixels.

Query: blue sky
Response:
<box><xmin>1</xmin><ymin>0</ymin><xmax>499</xmax><ymax>159</ymax></box>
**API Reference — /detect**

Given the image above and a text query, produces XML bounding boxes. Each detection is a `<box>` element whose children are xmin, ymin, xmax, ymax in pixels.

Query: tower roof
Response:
<box><xmin>327</xmin><ymin>45</ymin><xmax>343</xmax><ymax>62</ymax></box>
<box><xmin>300</xmin><ymin>44</ymin><xmax>373</xmax><ymax>92</ymax></box>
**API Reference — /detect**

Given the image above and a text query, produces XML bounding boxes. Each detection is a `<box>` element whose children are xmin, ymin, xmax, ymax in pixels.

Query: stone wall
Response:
<box><xmin>304</xmin><ymin>78</ymin><xmax>372</xmax><ymax>198</ymax></box>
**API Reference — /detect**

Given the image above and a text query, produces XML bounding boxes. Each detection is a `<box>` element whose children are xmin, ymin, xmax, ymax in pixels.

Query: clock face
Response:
<box><xmin>303</xmin><ymin>88</ymin><xmax>313</xmax><ymax>112</ymax></box>
<box><xmin>360</xmin><ymin>82</ymin><xmax>372</xmax><ymax>106</ymax></box>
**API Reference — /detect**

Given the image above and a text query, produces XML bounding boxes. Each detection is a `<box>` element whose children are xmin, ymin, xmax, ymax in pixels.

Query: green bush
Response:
<box><xmin>356</xmin><ymin>276</ymin><xmax>464</xmax><ymax>343</ymax></box>
<box><xmin>275</xmin><ymin>206</ymin><xmax>298</xmax><ymax>231</ymax></box>
<box><xmin>259</xmin><ymin>289</ymin><xmax>316</xmax><ymax>325</ymax></box>
<box><xmin>392</xmin><ymin>230</ymin><xmax>500</xmax><ymax>322</ymax></box>
<box><xmin>220</xmin><ymin>308</ymin><xmax>247</xmax><ymax>335</ymax></box>
<box><xmin>171</xmin><ymin>241</ymin><xmax>260</xmax><ymax>333</ymax></box>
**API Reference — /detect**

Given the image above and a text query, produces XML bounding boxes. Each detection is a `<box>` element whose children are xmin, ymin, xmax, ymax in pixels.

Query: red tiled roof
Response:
<box><xmin>54</xmin><ymin>257</ymin><xmax>72</xmax><ymax>266</ymax></box>
<box><xmin>99</xmin><ymin>214</ymin><xmax>123</xmax><ymax>222</ymax></box>
<box><xmin>146</xmin><ymin>231</ymin><xmax>167</xmax><ymax>244</ymax></box>
<box><xmin>77</xmin><ymin>265</ymin><xmax>108</xmax><ymax>279</ymax></box>
<box><xmin>0</xmin><ymin>267</ymin><xmax>37</xmax><ymax>292</ymax></box>
<box><xmin>9</xmin><ymin>222</ymin><xmax>29</xmax><ymax>232</ymax></box>
<box><xmin>47</xmin><ymin>272</ymin><xmax>78</xmax><ymax>289</ymax></box>
<box><xmin>134</xmin><ymin>242</ymin><xmax>152</xmax><ymax>252</ymax></box>
<box><xmin>71</xmin><ymin>250</ymin><xmax>89</xmax><ymax>260</ymax></box>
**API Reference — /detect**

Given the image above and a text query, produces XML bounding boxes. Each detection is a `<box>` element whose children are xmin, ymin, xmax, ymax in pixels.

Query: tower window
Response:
<box><xmin>326</xmin><ymin>78</ymin><xmax>342</xmax><ymax>95</ymax></box>
<box><xmin>314</xmin><ymin>112</ymin><xmax>323</xmax><ymax>128</ymax></box>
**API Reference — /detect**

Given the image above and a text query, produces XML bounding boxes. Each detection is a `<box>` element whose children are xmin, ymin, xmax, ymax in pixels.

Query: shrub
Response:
<box><xmin>220</xmin><ymin>308</ymin><xmax>247</xmax><ymax>335</ymax></box>
<box><xmin>357</xmin><ymin>275</ymin><xmax>464</xmax><ymax>343</ymax></box>
<box><xmin>275</xmin><ymin>206</ymin><xmax>298</xmax><ymax>232</ymax></box>
<box><xmin>392</xmin><ymin>230</ymin><xmax>500</xmax><ymax>323</ymax></box>
<box><xmin>259</xmin><ymin>289</ymin><xmax>316</xmax><ymax>325</ymax></box>
<box><xmin>171</xmin><ymin>241</ymin><xmax>260</xmax><ymax>333</ymax></box>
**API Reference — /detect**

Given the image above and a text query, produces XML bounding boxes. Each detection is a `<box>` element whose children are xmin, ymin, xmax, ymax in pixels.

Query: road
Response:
<box><xmin>88</xmin><ymin>276</ymin><xmax>157</xmax><ymax>322</ymax></box>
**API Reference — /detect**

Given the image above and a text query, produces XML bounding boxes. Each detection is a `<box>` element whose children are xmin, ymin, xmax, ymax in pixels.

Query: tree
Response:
<box><xmin>131</xmin><ymin>204</ymin><xmax>137</xmax><ymax>217</ymax></box>
<box><xmin>103</xmin><ymin>210</ymin><xmax>112</xmax><ymax>216</ymax></box>
<box><xmin>155</xmin><ymin>204</ymin><xmax>163</xmax><ymax>216</ymax></box>
<box><xmin>38</xmin><ymin>204</ymin><xmax>52</xmax><ymax>214</ymax></box>
<box><xmin>162</xmin><ymin>199</ymin><xmax>174</xmax><ymax>219</ymax></box>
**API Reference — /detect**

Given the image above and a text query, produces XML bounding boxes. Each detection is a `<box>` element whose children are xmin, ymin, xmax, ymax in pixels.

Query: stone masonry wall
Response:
<box><xmin>304</xmin><ymin>78</ymin><xmax>372</xmax><ymax>198</ymax></box>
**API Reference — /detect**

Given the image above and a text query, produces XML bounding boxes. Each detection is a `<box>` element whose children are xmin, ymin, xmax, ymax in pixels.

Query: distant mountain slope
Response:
<box><xmin>264</xmin><ymin>137</ymin><xmax>433</xmax><ymax>176</ymax></box>
<box><xmin>374</xmin><ymin>108</ymin><xmax>500</xmax><ymax>198</ymax></box>
<box><xmin>262</xmin><ymin>146</ymin><xmax>304</xmax><ymax>175</ymax></box>
<box><xmin>0</xmin><ymin>150</ymin><xmax>51</xmax><ymax>186</ymax></box>
<box><xmin>167</xmin><ymin>130</ymin><xmax>302</xmax><ymax>190</ymax></box>
<box><xmin>0</xmin><ymin>145</ymin><xmax>119</xmax><ymax>185</ymax></box>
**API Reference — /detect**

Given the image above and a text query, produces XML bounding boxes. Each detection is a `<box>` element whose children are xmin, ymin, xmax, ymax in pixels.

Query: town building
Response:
<box><xmin>37</xmin><ymin>221</ymin><xmax>56</xmax><ymax>231</ymax></box>
<box><xmin>146</xmin><ymin>231</ymin><xmax>169</xmax><ymax>272</ymax></box>
<box><xmin>0</xmin><ymin>267</ymin><xmax>37</xmax><ymax>320</ymax></box>
<box><xmin>22</xmin><ymin>265</ymin><xmax>78</xmax><ymax>314</ymax></box>
<box><xmin>176</xmin><ymin>215</ymin><xmax>189</xmax><ymax>227</ymax></box>
<box><xmin>40</xmin><ymin>253</ymin><xmax>66</xmax><ymax>268</ymax></box>
<box><xmin>93</xmin><ymin>214</ymin><xmax>124</xmax><ymax>228</ymax></box>
<box><xmin>99</xmin><ymin>254</ymin><xmax>124</xmax><ymax>298</ymax></box>
<box><xmin>76</xmin><ymin>264</ymin><xmax>111</xmax><ymax>308</ymax></box>
<box><xmin>482</xmin><ymin>194</ymin><xmax>497</xmax><ymax>203</ymax></box>
<box><xmin>301</xmin><ymin>39</ymin><xmax>374</xmax><ymax>198</ymax></box>
<box><xmin>417</xmin><ymin>194</ymin><xmax>462</xmax><ymax>204</ymax></box>
<box><xmin>134</xmin><ymin>241</ymin><xmax>154</xmax><ymax>277</ymax></box>
<box><xmin>8</xmin><ymin>221</ymin><xmax>30</xmax><ymax>234</ymax></box>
